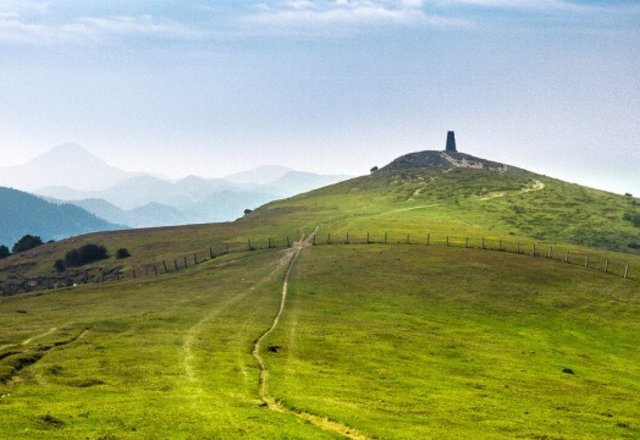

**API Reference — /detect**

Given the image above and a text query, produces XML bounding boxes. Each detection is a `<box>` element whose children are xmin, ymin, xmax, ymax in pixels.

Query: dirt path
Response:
<box><xmin>1</xmin><ymin>327</ymin><xmax>60</xmax><ymax>352</ymax></box>
<box><xmin>252</xmin><ymin>229</ymin><xmax>369</xmax><ymax>440</ymax></box>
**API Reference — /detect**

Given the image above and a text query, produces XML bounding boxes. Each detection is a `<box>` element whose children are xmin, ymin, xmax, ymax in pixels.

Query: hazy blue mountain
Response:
<box><xmin>68</xmin><ymin>198</ymin><xmax>191</xmax><ymax>228</ymax></box>
<box><xmin>0</xmin><ymin>144</ymin><xmax>137</xmax><ymax>192</ymax></box>
<box><xmin>224</xmin><ymin>165</ymin><xmax>293</xmax><ymax>185</ymax></box>
<box><xmin>186</xmin><ymin>190</ymin><xmax>277</xmax><ymax>222</ymax></box>
<box><xmin>265</xmin><ymin>171</ymin><xmax>353</xmax><ymax>197</ymax></box>
<box><xmin>0</xmin><ymin>187</ymin><xmax>122</xmax><ymax>248</ymax></box>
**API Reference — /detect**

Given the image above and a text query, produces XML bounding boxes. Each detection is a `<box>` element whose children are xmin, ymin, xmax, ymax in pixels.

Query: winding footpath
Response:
<box><xmin>252</xmin><ymin>230</ymin><xmax>369</xmax><ymax>440</ymax></box>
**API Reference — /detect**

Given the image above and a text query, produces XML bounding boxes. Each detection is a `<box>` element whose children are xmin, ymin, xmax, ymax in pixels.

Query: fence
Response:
<box><xmin>1</xmin><ymin>231</ymin><xmax>635</xmax><ymax>297</ymax></box>
<box><xmin>0</xmin><ymin>235</ymin><xmax>295</xmax><ymax>297</ymax></box>
<box><xmin>313</xmin><ymin>231</ymin><xmax>635</xmax><ymax>281</ymax></box>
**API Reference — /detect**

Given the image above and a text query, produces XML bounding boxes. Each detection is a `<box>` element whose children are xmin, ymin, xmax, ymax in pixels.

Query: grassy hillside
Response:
<box><xmin>1</xmin><ymin>150</ymin><xmax>639</xmax><ymax>438</ymax></box>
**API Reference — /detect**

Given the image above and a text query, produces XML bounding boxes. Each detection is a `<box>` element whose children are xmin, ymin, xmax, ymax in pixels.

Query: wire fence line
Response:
<box><xmin>312</xmin><ymin>231</ymin><xmax>635</xmax><ymax>281</ymax></box>
<box><xmin>1</xmin><ymin>231</ymin><xmax>635</xmax><ymax>297</ymax></box>
<box><xmin>0</xmin><ymin>235</ymin><xmax>295</xmax><ymax>297</ymax></box>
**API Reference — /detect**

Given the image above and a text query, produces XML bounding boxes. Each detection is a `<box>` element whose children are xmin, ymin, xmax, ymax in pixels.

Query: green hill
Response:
<box><xmin>0</xmin><ymin>187</ymin><xmax>122</xmax><ymax>248</ymax></box>
<box><xmin>1</xmin><ymin>150</ymin><xmax>639</xmax><ymax>439</ymax></box>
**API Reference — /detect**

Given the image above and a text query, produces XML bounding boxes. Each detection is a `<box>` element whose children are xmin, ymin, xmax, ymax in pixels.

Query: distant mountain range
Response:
<box><xmin>0</xmin><ymin>143</ymin><xmax>138</xmax><ymax>192</ymax></box>
<box><xmin>0</xmin><ymin>187</ymin><xmax>121</xmax><ymax>247</ymax></box>
<box><xmin>2</xmin><ymin>144</ymin><xmax>351</xmax><ymax>229</ymax></box>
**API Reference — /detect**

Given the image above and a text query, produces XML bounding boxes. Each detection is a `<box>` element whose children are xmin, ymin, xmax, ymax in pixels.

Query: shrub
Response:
<box><xmin>53</xmin><ymin>259</ymin><xmax>66</xmax><ymax>273</ymax></box>
<box><xmin>244</xmin><ymin>209</ymin><xmax>253</xmax><ymax>215</ymax></box>
<box><xmin>65</xmin><ymin>244</ymin><xmax>108</xmax><ymax>267</ymax></box>
<box><xmin>623</xmin><ymin>211</ymin><xmax>640</xmax><ymax>227</ymax></box>
<box><xmin>116</xmin><ymin>248</ymin><xmax>131</xmax><ymax>259</ymax></box>
<box><xmin>629</xmin><ymin>243</ymin><xmax>640</xmax><ymax>250</ymax></box>
<box><xmin>0</xmin><ymin>245</ymin><xmax>9</xmax><ymax>259</ymax></box>
<box><xmin>11</xmin><ymin>235</ymin><xmax>43</xmax><ymax>254</ymax></box>
<box><xmin>370</xmin><ymin>166</ymin><xmax>379</xmax><ymax>174</ymax></box>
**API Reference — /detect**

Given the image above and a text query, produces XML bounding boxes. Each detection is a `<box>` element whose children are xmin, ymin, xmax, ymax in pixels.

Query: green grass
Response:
<box><xmin>265</xmin><ymin>245</ymin><xmax>640</xmax><ymax>439</ymax></box>
<box><xmin>0</xmin><ymin>249</ymin><xmax>335</xmax><ymax>439</ymax></box>
<box><xmin>1</xmin><ymin>153</ymin><xmax>639</xmax><ymax>438</ymax></box>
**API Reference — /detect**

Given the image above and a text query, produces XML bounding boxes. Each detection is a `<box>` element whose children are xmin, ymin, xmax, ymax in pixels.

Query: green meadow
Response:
<box><xmin>1</xmin><ymin>153</ymin><xmax>639</xmax><ymax>438</ymax></box>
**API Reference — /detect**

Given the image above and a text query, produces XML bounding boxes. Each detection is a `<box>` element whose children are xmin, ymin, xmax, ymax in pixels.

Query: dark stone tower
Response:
<box><xmin>445</xmin><ymin>131</ymin><xmax>457</xmax><ymax>152</ymax></box>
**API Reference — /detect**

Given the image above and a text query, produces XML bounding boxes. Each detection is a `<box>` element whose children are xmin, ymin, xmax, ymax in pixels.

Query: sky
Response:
<box><xmin>0</xmin><ymin>0</ymin><xmax>639</xmax><ymax>194</ymax></box>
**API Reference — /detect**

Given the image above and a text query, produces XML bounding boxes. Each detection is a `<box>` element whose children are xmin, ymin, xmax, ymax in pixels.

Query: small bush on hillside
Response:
<box><xmin>116</xmin><ymin>248</ymin><xmax>131</xmax><ymax>259</ymax></box>
<box><xmin>623</xmin><ymin>211</ymin><xmax>640</xmax><ymax>227</ymax></box>
<box><xmin>370</xmin><ymin>166</ymin><xmax>379</xmax><ymax>174</ymax></box>
<box><xmin>0</xmin><ymin>245</ymin><xmax>9</xmax><ymax>259</ymax></box>
<box><xmin>244</xmin><ymin>209</ymin><xmax>253</xmax><ymax>215</ymax></box>
<box><xmin>65</xmin><ymin>244</ymin><xmax>108</xmax><ymax>267</ymax></box>
<box><xmin>629</xmin><ymin>243</ymin><xmax>640</xmax><ymax>250</ymax></box>
<box><xmin>53</xmin><ymin>259</ymin><xmax>66</xmax><ymax>273</ymax></box>
<box><xmin>12</xmin><ymin>235</ymin><xmax>43</xmax><ymax>254</ymax></box>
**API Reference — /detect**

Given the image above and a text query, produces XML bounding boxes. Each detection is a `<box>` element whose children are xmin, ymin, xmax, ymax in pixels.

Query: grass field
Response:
<box><xmin>1</xmin><ymin>152</ymin><xmax>639</xmax><ymax>438</ymax></box>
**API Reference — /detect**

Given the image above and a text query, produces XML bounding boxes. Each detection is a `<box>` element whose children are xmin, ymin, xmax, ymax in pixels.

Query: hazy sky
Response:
<box><xmin>1</xmin><ymin>1</ymin><xmax>639</xmax><ymax>194</ymax></box>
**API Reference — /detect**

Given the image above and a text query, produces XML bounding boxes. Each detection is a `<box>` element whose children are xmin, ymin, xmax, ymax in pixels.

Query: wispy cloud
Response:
<box><xmin>244</xmin><ymin>0</ymin><xmax>470</xmax><ymax>29</ymax></box>
<box><xmin>434</xmin><ymin>0</ymin><xmax>640</xmax><ymax>14</ymax></box>
<box><xmin>0</xmin><ymin>14</ymin><xmax>200</xmax><ymax>45</ymax></box>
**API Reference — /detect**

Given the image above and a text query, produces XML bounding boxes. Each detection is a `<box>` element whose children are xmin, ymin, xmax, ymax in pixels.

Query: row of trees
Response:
<box><xmin>0</xmin><ymin>234</ymin><xmax>44</xmax><ymax>259</ymax></box>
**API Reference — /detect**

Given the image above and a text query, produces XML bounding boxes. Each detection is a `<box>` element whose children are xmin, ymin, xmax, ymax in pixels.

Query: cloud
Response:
<box><xmin>243</xmin><ymin>0</ymin><xmax>470</xmax><ymax>29</ymax></box>
<box><xmin>433</xmin><ymin>0</ymin><xmax>640</xmax><ymax>14</ymax></box>
<box><xmin>0</xmin><ymin>14</ymin><xmax>200</xmax><ymax>45</ymax></box>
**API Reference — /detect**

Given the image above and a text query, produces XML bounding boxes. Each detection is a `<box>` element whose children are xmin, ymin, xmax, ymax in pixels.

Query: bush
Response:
<box><xmin>116</xmin><ymin>248</ymin><xmax>131</xmax><ymax>259</ymax></box>
<box><xmin>53</xmin><ymin>259</ymin><xmax>66</xmax><ymax>273</ymax></box>
<box><xmin>629</xmin><ymin>243</ymin><xmax>640</xmax><ymax>250</ymax></box>
<box><xmin>244</xmin><ymin>209</ymin><xmax>253</xmax><ymax>215</ymax></box>
<box><xmin>623</xmin><ymin>211</ymin><xmax>640</xmax><ymax>227</ymax></box>
<box><xmin>65</xmin><ymin>244</ymin><xmax>108</xmax><ymax>267</ymax></box>
<box><xmin>0</xmin><ymin>245</ymin><xmax>9</xmax><ymax>259</ymax></box>
<box><xmin>370</xmin><ymin>166</ymin><xmax>379</xmax><ymax>174</ymax></box>
<box><xmin>12</xmin><ymin>235</ymin><xmax>43</xmax><ymax>254</ymax></box>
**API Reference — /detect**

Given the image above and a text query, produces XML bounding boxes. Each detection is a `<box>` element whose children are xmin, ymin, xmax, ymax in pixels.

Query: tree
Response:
<box><xmin>12</xmin><ymin>235</ymin><xmax>43</xmax><ymax>254</ymax></box>
<box><xmin>244</xmin><ymin>209</ymin><xmax>253</xmax><ymax>215</ymax></box>
<box><xmin>53</xmin><ymin>259</ymin><xmax>66</xmax><ymax>273</ymax></box>
<box><xmin>370</xmin><ymin>166</ymin><xmax>379</xmax><ymax>174</ymax></box>
<box><xmin>65</xmin><ymin>244</ymin><xmax>108</xmax><ymax>267</ymax></box>
<box><xmin>0</xmin><ymin>245</ymin><xmax>9</xmax><ymax>259</ymax></box>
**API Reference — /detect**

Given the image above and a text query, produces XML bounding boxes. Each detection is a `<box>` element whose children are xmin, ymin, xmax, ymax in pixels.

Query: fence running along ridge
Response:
<box><xmin>1</xmin><ymin>232</ymin><xmax>636</xmax><ymax>297</ymax></box>
<box><xmin>0</xmin><ymin>235</ymin><xmax>295</xmax><ymax>297</ymax></box>
<box><xmin>312</xmin><ymin>231</ymin><xmax>635</xmax><ymax>281</ymax></box>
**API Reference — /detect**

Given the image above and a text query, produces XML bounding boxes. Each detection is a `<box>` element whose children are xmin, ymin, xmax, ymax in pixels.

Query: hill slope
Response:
<box><xmin>0</xmin><ymin>187</ymin><xmax>122</xmax><ymax>247</ymax></box>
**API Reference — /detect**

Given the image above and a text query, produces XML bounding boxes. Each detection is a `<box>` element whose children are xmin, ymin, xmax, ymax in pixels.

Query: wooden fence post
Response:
<box><xmin>584</xmin><ymin>255</ymin><xmax>589</xmax><ymax>268</ymax></box>
<box><xmin>565</xmin><ymin>250</ymin><xmax>569</xmax><ymax>263</ymax></box>
<box><xmin>517</xmin><ymin>242</ymin><xmax>520</xmax><ymax>254</ymax></box>
<box><xmin>548</xmin><ymin>247</ymin><xmax>552</xmax><ymax>259</ymax></box>
<box><xmin>446</xmin><ymin>236</ymin><xmax>450</xmax><ymax>247</ymax></box>
<box><xmin>174</xmin><ymin>259</ymin><xmax>179</xmax><ymax>271</ymax></box>
<box><xmin>184</xmin><ymin>256</ymin><xmax>188</xmax><ymax>268</ymax></box>
<box><xmin>384</xmin><ymin>232</ymin><xmax>388</xmax><ymax>244</ymax></box>
<box><xmin>153</xmin><ymin>264</ymin><xmax>158</xmax><ymax>275</ymax></box>
<box><xmin>210</xmin><ymin>247</ymin><xmax>214</xmax><ymax>258</ymax></box>
<box><xmin>427</xmin><ymin>233</ymin><xmax>430</xmax><ymax>246</ymax></box>
<box><xmin>313</xmin><ymin>234</ymin><xmax>316</xmax><ymax>246</ymax></box>
<box><xmin>268</xmin><ymin>238</ymin><xmax>272</xmax><ymax>249</ymax></box>
<box><xmin>604</xmin><ymin>259</ymin><xmax>609</xmax><ymax>273</ymax></box>
<box><xmin>624</xmin><ymin>265</ymin><xmax>629</xmax><ymax>279</ymax></box>
<box><xmin>499</xmin><ymin>240</ymin><xmax>503</xmax><ymax>251</ymax></box>
<box><xmin>366</xmin><ymin>232</ymin><xmax>370</xmax><ymax>244</ymax></box>
<box><xmin>225</xmin><ymin>242</ymin><xmax>229</xmax><ymax>254</ymax></box>
<box><xmin>248</xmin><ymin>239</ymin><xmax>252</xmax><ymax>251</ymax></box>
<box><xmin>145</xmin><ymin>266</ymin><xmax>150</xmax><ymax>276</ymax></box>
<box><xmin>194</xmin><ymin>254</ymin><xmax>198</xmax><ymax>264</ymax></box>
<box><xmin>163</xmin><ymin>261</ymin><xmax>169</xmax><ymax>273</ymax></box>
<box><xmin>346</xmin><ymin>232</ymin><xmax>350</xmax><ymax>244</ymax></box>
<box><xmin>326</xmin><ymin>234</ymin><xmax>330</xmax><ymax>245</ymax></box>
<box><xmin>133</xmin><ymin>270</ymin><xmax>137</xmax><ymax>279</ymax></box>
<box><xmin>407</xmin><ymin>234</ymin><xmax>410</xmax><ymax>244</ymax></box>
<box><xmin>533</xmin><ymin>244</ymin><xmax>536</xmax><ymax>257</ymax></box>
<box><xmin>465</xmin><ymin>237</ymin><xmax>469</xmax><ymax>248</ymax></box>
<box><xmin>482</xmin><ymin>237</ymin><xmax>485</xmax><ymax>249</ymax></box>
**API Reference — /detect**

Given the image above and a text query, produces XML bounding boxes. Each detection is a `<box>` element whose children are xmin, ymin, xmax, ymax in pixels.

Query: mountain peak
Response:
<box><xmin>382</xmin><ymin>150</ymin><xmax>507</xmax><ymax>172</ymax></box>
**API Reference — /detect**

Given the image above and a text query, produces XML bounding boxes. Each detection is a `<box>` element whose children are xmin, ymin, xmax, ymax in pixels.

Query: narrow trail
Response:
<box><xmin>252</xmin><ymin>229</ymin><xmax>369</xmax><ymax>440</ymax></box>
<box><xmin>1</xmin><ymin>327</ymin><xmax>59</xmax><ymax>352</ymax></box>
